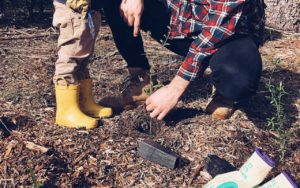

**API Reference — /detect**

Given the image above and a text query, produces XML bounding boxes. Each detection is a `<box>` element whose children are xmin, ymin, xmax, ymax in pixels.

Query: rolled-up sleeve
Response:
<box><xmin>177</xmin><ymin>0</ymin><xmax>246</xmax><ymax>81</ymax></box>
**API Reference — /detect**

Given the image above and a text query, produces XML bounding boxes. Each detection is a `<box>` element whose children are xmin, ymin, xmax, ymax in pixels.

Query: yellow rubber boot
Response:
<box><xmin>55</xmin><ymin>84</ymin><xmax>98</xmax><ymax>129</ymax></box>
<box><xmin>79</xmin><ymin>79</ymin><xmax>113</xmax><ymax>118</ymax></box>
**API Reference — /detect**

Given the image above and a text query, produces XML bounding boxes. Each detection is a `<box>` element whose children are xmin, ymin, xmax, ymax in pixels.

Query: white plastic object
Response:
<box><xmin>204</xmin><ymin>148</ymin><xmax>275</xmax><ymax>188</ymax></box>
<box><xmin>260</xmin><ymin>172</ymin><xmax>298</xmax><ymax>188</ymax></box>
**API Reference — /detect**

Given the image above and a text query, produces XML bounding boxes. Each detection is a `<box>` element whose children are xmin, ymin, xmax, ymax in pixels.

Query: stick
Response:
<box><xmin>0</xmin><ymin>118</ymin><xmax>12</xmax><ymax>134</ymax></box>
<box><xmin>14</xmin><ymin>29</ymin><xmax>33</xmax><ymax>36</ymax></box>
<box><xmin>72</xmin><ymin>149</ymin><xmax>93</xmax><ymax>165</ymax></box>
<box><xmin>189</xmin><ymin>162</ymin><xmax>204</xmax><ymax>185</ymax></box>
<box><xmin>265</xmin><ymin>26</ymin><xmax>300</xmax><ymax>36</ymax></box>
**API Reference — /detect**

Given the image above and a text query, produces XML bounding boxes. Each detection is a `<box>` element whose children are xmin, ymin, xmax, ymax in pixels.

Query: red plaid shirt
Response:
<box><xmin>166</xmin><ymin>0</ymin><xmax>265</xmax><ymax>81</ymax></box>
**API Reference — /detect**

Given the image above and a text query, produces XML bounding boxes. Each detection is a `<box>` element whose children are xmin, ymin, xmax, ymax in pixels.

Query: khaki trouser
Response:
<box><xmin>52</xmin><ymin>1</ymin><xmax>101</xmax><ymax>84</ymax></box>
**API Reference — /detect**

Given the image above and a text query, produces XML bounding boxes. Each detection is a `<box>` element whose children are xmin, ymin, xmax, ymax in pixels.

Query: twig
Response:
<box><xmin>123</xmin><ymin>146</ymin><xmax>137</xmax><ymax>153</ymax></box>
<box><xmin>0</xmin><ymin>118</ymin><xmax>12</xmax><ymax>134</ymax></box>
<box><xmin>189</xmin><ymin>162</ymin><xmax>204</xmax><ymax>185</ymax></box>
<box><xmin>46</xmin><ymin>27</ymin><xmax>58</xmax><ymax>34</ymax></box>
<box><xmin>72</xmin><ymin>149</ymin><xmax>93</xmax><ymax>165</ymax></box>
<box><xmin>18</xmin><ymin>55</ymin><xmax>50</xmax><ymax>59</ymax></box>
<box><xmin>0</xmin><ymin>34</ymin><xmax>51</xmax><ymax>40</ymax></box>
<box><xmin>16</xmin><ymin>55</ymin><xmax>26</xmax><ymax>64</ymax></box>
<box><xmin>265</xmin><ymin>26</ymin><xmax>300</xmax><ymax>37</ymax></box>
<box><xmin>14</xmin><ymin>29</ymin><xmax>33</xmax><ymax>36</ymax></box>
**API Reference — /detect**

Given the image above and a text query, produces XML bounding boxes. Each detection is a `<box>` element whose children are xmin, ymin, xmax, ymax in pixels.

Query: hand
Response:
<box><xmin>120</xmin><ymin>0</ymin><xmax>144</xmax><ymax>37</ymax></box>
<box><xmin>66</xmin><ymin>0</ymin><xmax>90</xmax><ymax>18</ymax></box>
<box><xmin>146</xmin><ymin>76</ymin><xmax>190</xmax><ymax>120</ymax></box>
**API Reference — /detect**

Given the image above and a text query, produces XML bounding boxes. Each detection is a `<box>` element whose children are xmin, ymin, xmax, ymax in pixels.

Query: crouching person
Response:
<box><xmin>52</xmin><ymin>0</ymin><xmax>112</xmax><ymax>129</ymax></box>
<box><xmin>101</xmin><ymin>0</ymin><xmax>265</xmax><ymax>120</ymax></box>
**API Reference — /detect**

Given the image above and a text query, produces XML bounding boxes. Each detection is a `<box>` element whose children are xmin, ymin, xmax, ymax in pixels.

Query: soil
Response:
<box><xmin>0</xmin><ymin>14</ymin><xmax>299</xmax><ymax>187</ymax></box>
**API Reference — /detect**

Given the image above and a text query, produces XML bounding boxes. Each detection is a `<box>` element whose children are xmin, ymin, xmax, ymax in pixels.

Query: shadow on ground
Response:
<box><xmin>263</xmin><ymin>28</ymin><xmax>283</xmax><ymax>42</ymax></box>
<box><xmin>164</xmin><ymin>108</ymin><xmax>204</xmax><ymax>127</ymax></box>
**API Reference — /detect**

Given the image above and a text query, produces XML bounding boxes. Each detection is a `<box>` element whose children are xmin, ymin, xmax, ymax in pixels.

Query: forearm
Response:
<box><xmin>177</xmin><ymin>1</ymin><xmax>245</xmax><ymax>81</ymax></box>
<box><xmin>169</xmin><ymin>75</ymin><xmax>190</xmax><ymax>97</ymax></box>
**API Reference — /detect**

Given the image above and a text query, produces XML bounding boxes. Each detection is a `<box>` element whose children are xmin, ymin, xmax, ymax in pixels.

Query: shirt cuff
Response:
<box><xmin>176</xmin><ymin>54</ymin><xmax>200</xmax><ymax>82</ymax></box>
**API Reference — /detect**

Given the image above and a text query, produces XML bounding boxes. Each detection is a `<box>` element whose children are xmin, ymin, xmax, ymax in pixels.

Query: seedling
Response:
<box><xmin>265</xmin><ymin>59</ymin><xmax>290</xmax><ymax>161</ymax></box>
<box><xmin>145</xmin><ymin>27</ymin><xmax>171</xmax><ymax>135</ymax></box>
<box><xmin>29</xmin><ymin>168</ymin><xmax>42</xmax><ymax>188</ymax></box>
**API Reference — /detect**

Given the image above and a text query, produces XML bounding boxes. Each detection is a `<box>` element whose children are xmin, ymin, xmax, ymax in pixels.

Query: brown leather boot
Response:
<box><xmin>100</xmin><ymin>68</ymin><xmax>153</xmax><ymax>111</ymax></box>
<box><xmin>205</xmin><ymin>89</ymin><xmax>235</xmax><ymax>120</ymax></box>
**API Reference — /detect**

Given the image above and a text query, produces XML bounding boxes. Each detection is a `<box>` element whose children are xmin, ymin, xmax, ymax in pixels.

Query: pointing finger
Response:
<box><xmin>127</xmin><ymin>15</ymin><xmax>134</xmax><ymax>26</ymax></box>
<box><xmin>133</xmin><ymin>14</ymin><xmax>141</xmax><ymax>37</ymax></box>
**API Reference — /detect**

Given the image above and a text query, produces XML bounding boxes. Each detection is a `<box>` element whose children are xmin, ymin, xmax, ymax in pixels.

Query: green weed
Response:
<box><xmin>266</xmin><ymin>59</ymin><xmax>290</xmax><ymax>161</ymax></box>
<box><xmin>29</xmin><ymin>168</ymin><xmax>42</xmax><ymax>188</ymax></box>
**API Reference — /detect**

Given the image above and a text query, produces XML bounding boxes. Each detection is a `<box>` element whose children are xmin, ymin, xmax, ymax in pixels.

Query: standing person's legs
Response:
<box><xmin>53</xmin><ymin>1</ymin><xmax>112</xmax><ymax>129</ymax></box>
<box><xmin>206</xmin><ymin>36</ymin><xmax>263</xmax><ymax>119</ymax></box>
<box><xmin>53</xmin><ymin>1</ymin><xmax>100</xmax><ymax>84</ymax></box>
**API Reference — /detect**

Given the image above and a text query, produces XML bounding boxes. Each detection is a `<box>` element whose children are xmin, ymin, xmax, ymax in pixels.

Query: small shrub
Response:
<box><xmin>266</xmin><ymin>59</ymin><xmax>290</xmax><ymax>161</ymax></box>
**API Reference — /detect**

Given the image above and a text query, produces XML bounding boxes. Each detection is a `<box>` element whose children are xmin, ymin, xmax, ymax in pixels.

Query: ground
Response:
<box><xmin>0</xmin><ymin>16</ymin><xmax>299</xmax><ymax>187</ymax></box>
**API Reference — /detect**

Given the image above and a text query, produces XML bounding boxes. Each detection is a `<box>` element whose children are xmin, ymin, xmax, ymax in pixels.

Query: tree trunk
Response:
<box><xmin>264</xmin><ymin>0</ymin><xmax>300</xmax><ymax>33</ymax></box>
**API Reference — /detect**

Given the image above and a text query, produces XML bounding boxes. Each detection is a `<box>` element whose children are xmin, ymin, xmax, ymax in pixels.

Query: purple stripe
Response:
<box><xmin>255</xmin><ymin>148</ymin><xmax>275</xmax><ymax>167</ymax></box>
<box><xmin>282</xmin><ymin>172</ymin><xmax>298</xmax><ymax>188</ymax></box>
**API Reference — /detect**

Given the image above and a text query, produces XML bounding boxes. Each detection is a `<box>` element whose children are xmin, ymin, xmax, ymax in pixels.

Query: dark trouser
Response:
<box><xmin>96</xmin><ymin>0</ymin><xmax>262</xmax><ymax>102</ymax></box>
